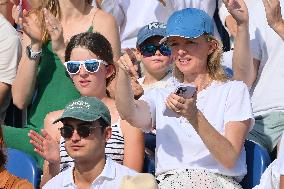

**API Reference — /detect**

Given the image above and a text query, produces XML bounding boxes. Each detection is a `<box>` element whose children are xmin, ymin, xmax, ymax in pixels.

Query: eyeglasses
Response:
<box><xmin>140</xmin><ymin>44</ymin><xmax>171</xmax><ymax>57</ymax></box>
<box><xmin>64</xmin><ymin>59</ymin><xmax>108</xmax><ymax>75</ymax></box>
<box><xmin>59</xmin><ymin>124</ymin><xmax>102</xmax><ymax>139</ymax></box>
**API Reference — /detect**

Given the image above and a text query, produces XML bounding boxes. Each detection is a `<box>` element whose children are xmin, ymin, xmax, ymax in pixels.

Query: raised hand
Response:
<box><xmin>43</xmin><ymin>8</ymin><xmax>66</xmax><ymax>59</ymax></box>
<box><xmin>21</xmin><ymin>9</ymin><xmax>43</xmax><ymax>44</ymax></box>
<box><xmin>29</xmin><ymin>129</ymin><xmax>60</xmax><ymax>164</ymax></box>
<box><xmin>118</xmin><ymin>48</ymin><xmax>140</xmax><ymax>79</ymax></box>
<box><xmin>223</xmin><ymin>0</ymin><xmax>249</xmax><ymax>26</ymax></box>
<box><xmin>11</xmin><ymin>4</ymin><xmax>21</xmax><ymax>25</ymax></box>
<box><xmin>117</xmin><ymin>49</ymin><xmax>144</xmax><ymax>98</ymax></box>
<box><xmin>262</xmin><ymin>0</ymin><xmax>284</xmax><ymax>29</ymax></box>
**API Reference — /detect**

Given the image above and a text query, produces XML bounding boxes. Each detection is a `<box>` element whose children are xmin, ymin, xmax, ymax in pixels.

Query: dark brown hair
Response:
<box><xmin>65</xmin><ymin>32</ymin><xmax>115</xmax><ymax>96</ymax></box>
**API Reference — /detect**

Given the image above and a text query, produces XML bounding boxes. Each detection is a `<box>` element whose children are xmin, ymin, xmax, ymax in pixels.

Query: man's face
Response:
<box><xmin>62</xmin><ymin>118</ymin><xmax>111</xmax><ymax>162</ymax></box>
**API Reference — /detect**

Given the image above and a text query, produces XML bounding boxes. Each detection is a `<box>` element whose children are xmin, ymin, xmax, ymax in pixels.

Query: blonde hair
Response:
<box><xmin>173</xmin><ymin>35</ymin><xmax>228</xmax><ymax>82</ymax></box>
<box><xmin>34</xmin><ymin>0</ymin><xmax>93</xmax><ymax>44</ymax></box>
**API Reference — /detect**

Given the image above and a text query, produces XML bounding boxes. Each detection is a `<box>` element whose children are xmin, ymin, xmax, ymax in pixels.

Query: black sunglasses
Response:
<box><xmin>59</xmin><ymin>124</ymin><xmax>102</xmax><ymax>139</ymax></box>
<box><xmin>140</xmin><ymin>44</ymin><xmax>171</xmax><ymax>57</ymax></box>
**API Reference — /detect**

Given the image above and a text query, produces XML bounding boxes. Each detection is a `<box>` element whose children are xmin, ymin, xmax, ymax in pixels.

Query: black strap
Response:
<box><xmin>213</xmin><ymin>0</ymin><xmax>231</xmax><ymax>52</ymax></box>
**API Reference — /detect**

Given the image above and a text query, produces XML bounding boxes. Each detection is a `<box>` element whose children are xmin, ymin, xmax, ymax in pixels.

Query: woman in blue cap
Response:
<box><xmin>115</xmin><ymin>1</ymin><xmax>253</xmax><ymax>188</ymax></box>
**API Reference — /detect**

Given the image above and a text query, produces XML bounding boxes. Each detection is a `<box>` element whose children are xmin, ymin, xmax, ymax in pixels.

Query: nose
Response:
<box><xmin>177</xmin><ymin>48</ymin><xmax>187</xmax><ymax>55</ymax></box>
<box><xmin>71</xmin><ymin>129</ymin><xmax>81</xmax><ymax>142</ymax></box>
<box><xmin>79</xmin><ymin>64</ymin><xmax>88</xmax><ymax>77</ymax></box>
<box><xmin>155</xmin><ymin>49</ymin><xmax>162</xmax><ymax>56</ymax></box>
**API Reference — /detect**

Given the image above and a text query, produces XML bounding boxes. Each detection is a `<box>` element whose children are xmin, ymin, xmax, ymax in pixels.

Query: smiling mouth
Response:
<box><xmin>178</xmin><ymin>58</ymin><xmax>191</xmax><ymax>64</ymax></box>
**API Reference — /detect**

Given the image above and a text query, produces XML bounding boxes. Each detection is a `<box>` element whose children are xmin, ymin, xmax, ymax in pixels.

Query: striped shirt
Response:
<box><xmin>59</xmin><ymin>122</ymin><xmax>125</xmax><ymax>171</ymax></box>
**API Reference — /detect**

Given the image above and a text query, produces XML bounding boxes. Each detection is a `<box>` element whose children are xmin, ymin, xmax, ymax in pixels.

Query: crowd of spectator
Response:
<box><xmin>0</xmin><ymin>0</ymin><xmax>284</xmax><ymax>188</ymax></box>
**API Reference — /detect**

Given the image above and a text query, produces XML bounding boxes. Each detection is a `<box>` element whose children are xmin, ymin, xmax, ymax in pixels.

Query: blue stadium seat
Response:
<box><xmin>240</xmin><ymin>140</ymin><xmax>271</xmax><ymax>189</ymax></box>
<box><xmin>143</xmin><ymin>152</ymin><xmax>155</xmax><ymax>175</ymax></box>
<box><xmin>5</xmin><ymin>148</ymin><xmax>42</xmax><ymax>189</ymax></box>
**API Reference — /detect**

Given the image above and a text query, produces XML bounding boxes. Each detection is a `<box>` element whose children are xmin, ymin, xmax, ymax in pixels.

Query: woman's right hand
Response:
<box><xmin>117</xmin><ymin>49</ymin><xmax>144</xmax><ymax>98</ymax></box>
<box><xmin>28</xmin><ymin>129</ymin><xmax>60</xmax><ymax>164</ymax></box>
<box><xmin>117</xmin><ymin>48</ymin><xmax>140</xmax><ymax>79</ymax></box>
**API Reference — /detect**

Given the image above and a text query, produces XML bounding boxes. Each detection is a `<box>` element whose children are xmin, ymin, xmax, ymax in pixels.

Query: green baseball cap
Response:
<box><xmin>53</xmin><ymin>96</ymin><xmax>111</xmax><ymax>125</ymax></box>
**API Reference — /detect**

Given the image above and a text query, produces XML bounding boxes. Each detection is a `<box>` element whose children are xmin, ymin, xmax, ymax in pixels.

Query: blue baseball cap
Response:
<box><xmin>160</xmin><ymin>8</ymin><xmax>214</xmax><ymax>43</ymax></box>
<box><xmin>136</xmin><ymin>22</ymin><xmax>167</xmax><ymax>47</ymax></box>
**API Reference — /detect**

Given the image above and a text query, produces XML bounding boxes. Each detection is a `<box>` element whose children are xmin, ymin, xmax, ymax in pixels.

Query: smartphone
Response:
<box><xmin>174</xmin><ymin>84</ymin><xmax>196</xmax><ymax>99</ymax></box>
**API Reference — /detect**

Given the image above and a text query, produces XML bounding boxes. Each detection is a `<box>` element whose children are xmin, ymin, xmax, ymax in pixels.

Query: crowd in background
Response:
<box><xmin>0</xmin><ymin>0</ymin><xmax>284</xmax><ymax>188</ymax></box>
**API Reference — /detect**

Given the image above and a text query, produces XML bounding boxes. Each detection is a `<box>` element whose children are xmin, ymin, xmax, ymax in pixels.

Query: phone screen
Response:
<box><xmin>174</xmin><ymin>84</ymin><xmax>196</xmax><ymax>99</ymax></box>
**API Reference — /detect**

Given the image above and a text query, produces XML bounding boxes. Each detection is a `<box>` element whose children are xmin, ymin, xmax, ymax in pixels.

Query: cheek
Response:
<box><xmin>71</xmin><ymin>75</ymin><xmax>80</xmax><ymax>85</ymax></box>
<box><xmin>171</xmin><ymin>50</ymin><xmax>179</xmax><ymax>60</ymax></box>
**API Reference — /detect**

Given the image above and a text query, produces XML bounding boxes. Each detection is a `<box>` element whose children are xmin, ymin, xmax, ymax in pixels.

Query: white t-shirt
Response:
<box><xmin>248</xmin><ymin>0</ymin><xmax>284</xmax><ymax>116</ymax></box>
<box><xmin>43</xmin><ymin>157</ymin><xmax>137</xmax><ymax>189</ymax></box>
<box><xmin>0</xmin><ymin>15</ymin><xmax>21</xmax><ymax>121</ymax></box>
<box><xmin>140</xmin><ymin>80</ymin><xmax>254</xmax><ymax>177</ymax></box>
<box><xmin>137</xmin><ymin>71</ymin><xmax>173</xmax><ymax>93</ymax></box>
<box><xmin>278</xmin><ymin>136</ymin><xmax>284</xmax><ymax>175</ymax></box>
<box><xmin>253</xmin><ymin>135</ymin><xmax>284</xmax><ymax>189</ymax></box>
<box><xmin>101</xmin><ymin>0</ymin><xmax>220</xmax><ymax>49</ymax></box>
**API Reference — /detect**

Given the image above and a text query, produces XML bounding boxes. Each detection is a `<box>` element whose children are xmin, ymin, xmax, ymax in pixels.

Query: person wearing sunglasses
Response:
<box><xmin>42</xmin><ymin>96</ymin><xmax>137</xmax><ymax>189</ymax></box>
<box><xmin>116</xmin><ymin>7</ymin><xmax>254</xmax><ymax>189</ymax></box>
<box><xmin>2</xmin><ymin>0</ymin><xmax>120</xmax><ymax>169</ymax></box>
<box><xmin>28</xmin><ymin>32</ymin><xmax>144</xmax><ymax>187</ymax></box>
<box><xmin>134</xmin><ymin>22</ymin><xmax>173</xmax><ymax>93</ymax></box>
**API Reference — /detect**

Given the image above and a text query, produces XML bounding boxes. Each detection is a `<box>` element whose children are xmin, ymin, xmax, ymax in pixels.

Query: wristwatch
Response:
<box><xmin>26</xmin><ymin>45</ymin><xmax>42</xmax><ymax>60</ymax></box>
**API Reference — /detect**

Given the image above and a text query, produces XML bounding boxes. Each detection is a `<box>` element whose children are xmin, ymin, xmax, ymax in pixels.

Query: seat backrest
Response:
<box><xmin>143</xmin><ymin>151</ymin><xmax>155</xmax><ymax>175</ymax></box>
<box><xmin>240</xmin><ymin>140</ymin><xmax>271</xmax><ymax>189</ymax></box>
<box><xmin>5</xmin><ymin>148</ymin><xmax>41</xmax><ymax>189</ymax></box>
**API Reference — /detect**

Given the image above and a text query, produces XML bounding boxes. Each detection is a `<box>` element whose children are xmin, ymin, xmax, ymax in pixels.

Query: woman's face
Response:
<box><xmin>168</xmin><ymin>35</ymin><xmax>214</xmax><ymax>76</ymax></box>
<box><xmin>68</xmin><ymin>47</ymin><xmax>109</xmax><ymax>98</ymax></box>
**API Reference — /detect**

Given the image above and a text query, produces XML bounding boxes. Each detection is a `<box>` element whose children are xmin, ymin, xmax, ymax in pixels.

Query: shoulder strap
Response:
<box><xmin>91</xmin><ymin>7</ymin><xmax>100</xmax><ymax>31</ymax></box>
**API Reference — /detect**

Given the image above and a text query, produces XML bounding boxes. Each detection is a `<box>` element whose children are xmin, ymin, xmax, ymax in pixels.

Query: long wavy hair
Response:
<box><xmin>173</xmin><ymin>35</ymin><xmax>228</xmax><ymax>82</ymax></box>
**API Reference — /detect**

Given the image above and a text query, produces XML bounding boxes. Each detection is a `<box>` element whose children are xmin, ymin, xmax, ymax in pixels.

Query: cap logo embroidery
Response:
<box><xmin>148</xmin><ymin>22</ymin><xmax>166</xmax><ymax>30</ymax></box>
<box><xmin>67</xmin><ymin>101</ymin><xmax>90</xmax><ymax>110</ymax></box>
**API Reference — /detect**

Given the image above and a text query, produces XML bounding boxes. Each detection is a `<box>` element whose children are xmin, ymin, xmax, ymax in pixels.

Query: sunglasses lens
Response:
<box><xmin>141</xmin><ymin>45</ymin><xmax>156</xmax><ymax>57</ymax></box>
<box><xmin>77</xmin><ymin>126</ymin><xmax>91</xmax><ymax>138</ymax></box>
<box><xmin>60</xmin><ymin>125</ymin><xmax>74</xmax><ymax>139</ymax></box>
<box><xmin>159</xmin><ymin>45</ymin><xmax>171</xmax><ymax>56</ymax></box>
<box><xmin>84</xmin><ymin>60</ymin><xmax>100</xmax><ymax>73</ymax></box>
<box><xmin>66</xmin><ymin>62</ymin><xmax>80</xmax><ymax>74</ymax></box>
<box><xmin>60</xmin><ymin>125</ymin><xmax>92</xmax><ymax>139</ymax></box>
<box><xmin>140</xmin><ymin>44</ymin><xmax>171</xmax><ymax>57</ymax></box>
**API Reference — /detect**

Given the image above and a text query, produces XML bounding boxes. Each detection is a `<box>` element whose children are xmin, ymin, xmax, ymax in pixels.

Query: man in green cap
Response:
<box><xmin>42</xmin><ymin>96</ymin><xmax>137</xmax><ymax>189</ymax></box>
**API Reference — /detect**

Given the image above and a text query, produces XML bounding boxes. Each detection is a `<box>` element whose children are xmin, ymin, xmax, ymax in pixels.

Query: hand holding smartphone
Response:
<box><xmin>174</xmin><ymin>84</ymin><xmax>196</xmax><ymax>99</ymax></box>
